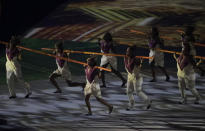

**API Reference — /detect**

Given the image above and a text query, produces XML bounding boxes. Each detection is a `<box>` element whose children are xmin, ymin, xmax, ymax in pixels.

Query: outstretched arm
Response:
<box><xmin>196</xmin><ymin>59</ymin><xmax>203</xmax><ymax>66</ymax></box>
<box><xmin>173</xmin><ymin>53</ymin><xmax>177</xmax><ymax>61</ymax></box>
<box><xmin>17</xmin><ymin>49</ymin><xmax>22</xmax><ymax>60</ymax></box>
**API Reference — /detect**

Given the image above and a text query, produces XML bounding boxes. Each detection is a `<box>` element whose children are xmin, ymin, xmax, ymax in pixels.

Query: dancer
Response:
<box><xmin>84</xmin><ymin>57</ymin><xmax>113</xmax><ymax>115</ymax></box>
<box><xmin>6</xmin><ymin>36</ymin><xmax>32</xmax><ymax>99</ymax></box>
<box><xmin>148</xmin><ymin>27</ymin><xmax>169</xmax><ymax>82</ymax></box>
<box><xmin>173</xmin><ymin>45</ymin><xmax>201</xmax><ymax>104</ymax></box>
<box><xmin>49</xmin><ymin>42</ymin><xmax>85</xmax><ymax>93</ymax></box>
<box><xmin>98</xmin><ymin>32</ymin><xmax>126</xmax><ymax>87</ymax></box>
<box><xmin>124</xmin><ymin>46</ymin><xmax>151</xmax><ymax>110</ymax></box>
<box><xmin>181</xmin><ymin>26</ymin><xmax>205</xmax><ymax>76</ymax></box>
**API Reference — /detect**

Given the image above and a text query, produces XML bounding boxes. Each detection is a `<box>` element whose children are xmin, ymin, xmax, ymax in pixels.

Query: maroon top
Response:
<box><xmin>100</xmin><ymin>41</ymin><xmax>113</xmax><ymax>53</ymax></box>
<box><xmin>124</xmin><ymin>57</ymin><xmax>138</xmax><ymax>73</ymax></box>
<box><xmin>6</xmin><ymin>48</ymin><xmax>19</xmax><ymax>61</ymax></box>
<box><xmin>56</xmin><ymin>52</ymin><xmax>66</xmax><ymax>68</ymax></box>
<box><xmin>149</xmin><ymin>39</ymin><xmax>157</xmax><ymax>48</ymax></box>
<box><xmin>85</xmin><ymin>66</ymin><xmax>99</xmax><ymax>83</ymax></box>
<box><xmin>177</xmin><ymin>55</ymin><xmax>189</xmax><ymax>70</ymax></box>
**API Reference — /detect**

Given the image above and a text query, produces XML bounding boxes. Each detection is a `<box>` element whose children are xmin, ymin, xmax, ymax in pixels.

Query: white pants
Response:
<box><xmin>84</xmin><ymin>78</ymin><xmax>102</xmax><ymax>98</ymax></box>
<box><xmin>6</xmin><ymin>57</ymin><xmax>31</xmax><ymax>97</ymax></box>
<box><xmin>52</xmin><ymin>61</ymin><xmax>71</xmax><ymax>81</ymax></box>
<box><xmin>178</xmin><ymin>76</ymin><xmax>200</xmax><ymax>100</ymax></box>
<box><xmin>100</xmin><ymin>55</ymin><xmax>117</xmax><ymax>70</ymax></box>
<box><xmin>149</xmin><ymin>49</ymin><xmax>164</xmax><ymax>67</ymax></box>
<box><xmin>127</xmin><ymin>73</ymin><xmax>149</xmax><ymax>107</ymax></box>
<box><xmin>7</xmin><ymin>70</ymin><xmax>31</xmax><ymax>97</ymax></box>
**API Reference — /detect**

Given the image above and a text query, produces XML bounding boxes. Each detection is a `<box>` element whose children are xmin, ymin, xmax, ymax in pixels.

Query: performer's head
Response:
<box><xmin>103</xmin><ymin>32</ymin><xmax>113</xmax><ymax>43</ymax></box>
<box><xmin>9</xmin><ymin>36</ymin><xmax>20</xmax><ymax>49</ymax></box>
<box><xmin>55</xmin><ymin>42</ymin><xmax>63</xmax><ymax>53</ymax></box>
<box><xmin>126</xmin><ymin>46</ymin><xmax>136</xmax><ymax>58</ymax></box>
<box><xmin>151</xmin><ymin>26</ymin><xmax>159</xmax><ymax>38</ymax></box>
<box><xmin>87</xmin><ymin>57</ymin><xmax>96</xmax><ymax>67</ymax></box>
<box><xmin>185</xmin><ymin>25</ymin><xmax>195</xmax><ymax>36</ymax></box>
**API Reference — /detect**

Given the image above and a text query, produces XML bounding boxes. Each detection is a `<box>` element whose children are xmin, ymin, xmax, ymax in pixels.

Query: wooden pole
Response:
<box><xmin>41</xmin><ymin>48</ymin><xmax>153</xmax><ymax>60</ymax></box>
<box><xmin>0</xmin><ymin>41</ymin><xmax>112</xmax><ymax>72</ymax></box>
<box><xmin>130</xmin><ymin>29</ymin><xmax>205</xmax><ymax>47</ymax></box>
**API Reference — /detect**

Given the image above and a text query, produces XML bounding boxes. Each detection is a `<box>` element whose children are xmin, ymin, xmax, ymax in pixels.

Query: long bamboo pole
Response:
<box><xmin>0</xmin><ymin>41</ymin><xmax>111</xmax><ymax>72</ymax></box>
<box><xmin>41</xmin><ymin>48</ymin><xmax>153</xmax><ymax>59</ymax></box>
<box><xmin>130</xmin><ymin>29</ymin><xmax>205</xmax><ymax>47</ymax></box>
<box><xmin>116</xmin><ymin>41</ymin><xmax>205</xmax><ymax>60</ymax></box>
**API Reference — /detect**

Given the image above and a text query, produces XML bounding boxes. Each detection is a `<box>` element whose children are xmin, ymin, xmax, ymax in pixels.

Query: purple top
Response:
<box><xmin>6</xmin><ymin>48</ymin><xmax>19</xmax><ymax>61</ymax></box>
<box><xmin>100</xmin><ymin>40</ymin><xmax>112</xmax><ymax>53</ymax></box>
<box><xmin>124</xmin><ymin>57</ymin><xmax>137</xmax><ymax>73</ymax></box>
<box><xmin>177</xmin><ymin>55</ymin><xmax>189</xmax><ymax>70</ymax></box>
<box><xmin>56</xmin><ymin>52</ymin><xmax>66</xmax><ymax>68</ymax></box>
<box><xmin>85</xmin><ymin>67</ymin><xmax>99</xmax><ymax>83</ymax></box>
<box><xmin>149</xmin><ymin>39</ymin><xmax>157</xmax><ymax>48</ymax></box>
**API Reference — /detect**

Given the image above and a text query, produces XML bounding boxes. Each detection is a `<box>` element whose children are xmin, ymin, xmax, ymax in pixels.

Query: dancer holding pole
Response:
<box><xmin>5</xmin><ymin>36</ymin><xmax>32</xmax><ymax>99</ymax></box>
<box><xmin>148</xmin><ymin>27</ymin><xmax>170</xmax><ymax>82</ymax></box>
<box><xmin>124</xmin><ymin>46</ymin><xmax>151</xmax><ymax>110</ymax></box>
<box><xmin>84</xmin><ymin>57</ymin><xmax>113</xmax><ymax>115</ymax></box>
<box><xmin>98</xmin><ymin>32</ymin><xmax>126</xmax><ymax>88</ymax></box>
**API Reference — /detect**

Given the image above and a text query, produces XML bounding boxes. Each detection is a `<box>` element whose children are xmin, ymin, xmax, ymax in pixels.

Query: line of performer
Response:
<box><xmin>2</xmin><ymin>26</ymin><xmax>204</xmax><ymax>115</ymax></box>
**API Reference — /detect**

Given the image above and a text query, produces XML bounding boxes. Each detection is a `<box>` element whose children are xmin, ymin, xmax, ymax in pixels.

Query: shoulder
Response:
<box><xmin>100</xmin><ymin>40</ymin><xmax>106</xmax><ymax>44</ymax></box>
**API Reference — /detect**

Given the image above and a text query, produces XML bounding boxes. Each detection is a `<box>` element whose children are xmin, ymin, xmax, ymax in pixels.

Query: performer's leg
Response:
<box><xmin>111</xmin><ymin>66</ymin><xmax>126</xmax><ymax>87</ymax></box>
<box><xmin>150</xmin><ymin>62</ymin><xmax>156</xmax><ymax>82</ymax></box>
<box><xmin>100</xmin><ymin>63</ymin><xmax>109</xmax><ymax>88</ymax></box>
<box><xmin>159</xmin><ymin>66</ymin><xmax>170</xmax><ymax>81</ymax></box>
<box><xmin>66</xmin><ymin>80</ymin><xmax>85</xmax><ymax>89</ymax></box>
<box><xmin>85</xmin><ymin>94</ymin><xmax>92</xmax><ymax>115</ymax></box>
<box><xmin>49</xmin><ymin>73</ymin><xmax>61</xmax><ymax>93</ymax></box>
<box><xmin>134</xmin><ymin>77</ymin><xmax>151</xmax><ymax>109</ymax></box>
<box><xmin>7</xmin><ymin>73</ymin><xmax>16</xmax><ymax>99</ymax></box>
<box><xmin>17</xmin><ymin>77</ymin><xmax>32</xmax><ymax>98</ymax></box>
<box><xmin>127</xmin><ymin>80</ymin><xmax>135</xmax><ymax>110</ymax></box>
<box><xmin>185</xmin><ymin>78</ymin><xmax>200</xmax><ymax>104</ymax></box>
<box><xmin>178</xmin><ymin>77</ymin><xmax>186</xmax><ymax>104</ymax></box>
<box><xmin>96</xmin><ymin>97</ymin><xmax>113</xmax><ymax>114</ymax></box>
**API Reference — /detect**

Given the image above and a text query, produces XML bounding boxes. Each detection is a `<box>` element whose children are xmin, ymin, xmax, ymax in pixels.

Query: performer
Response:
<box><xmin>124</xmin><ymin>46</ymin><xmax>151</xmax><ymax>110</ymax></box>
<box><xmin>98</xmin><ymin>32</ymin><xmax>126</xmax><ymax>87</ymax></box>
<box><xmin>84</xmin><ymin>57</ymin><xmax>113</xmax><ymax>115</ymax></box>
<box><xmin>6</xmin><ymin>36</ymin><xmax>32</xmax><ymax>99</ymax></box>
<box><xmin>148</xmin><ymin>27</ymin><xmax>169</xmax><ymax>82</ymax></box>
<box><xmin>181</xmin><ymin>26</ymin><xmax>205</xmax><ymax>76</ymax></box>
<box><xmin>173</xmin><ymin>45</ymin><xmax>201</xmax><ymax>104</ymax></box>
<box><xmin>49</xmin><ymin>42</ymin><xmax>85</xmax><ymax>93</ymax></box>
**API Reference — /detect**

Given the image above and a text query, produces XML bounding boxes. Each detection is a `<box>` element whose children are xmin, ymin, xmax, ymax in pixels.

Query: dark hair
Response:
<box><xmin>185</xmin><ymin>26</ymin><xmax>195</xmax><ymax>36</ymax></box>
<box><xmin>151</xmin><ymin>26</ymin><xmax>159</xmax><ymax>38</ymax></box>
<box><xmin>103</xmin><ymin>32</ymin><xmax>113</xmax><ymax>43</ymax></box>
<box><xmin>184</xmin><ymin>26</ymin><xmax>195</xmax><ymax>42</ymax></box>
<box><xmin>128</xmin><ymin>45</ymin><xmax>136</xmax><ymax>58</ymax></box>
<box><xmin>87</xmin><ymin>57</ymin><xmax>97</xmax><ymax>67</ymax></box>
<box><xmin>9</xmin><ymin>36</ymin><xmax>20</xmax><ymax>47</ymax></box>
<box><xmin>55</xmin><ymin>42</ymin><xmax>63</xmax><ymax>51</ymax></box>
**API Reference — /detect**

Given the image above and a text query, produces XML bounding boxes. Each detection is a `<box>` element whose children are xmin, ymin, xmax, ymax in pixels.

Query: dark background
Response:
<box><xmin>0</xmin><ymin>0</ymin><xmax>67</xmax><ymax>41</ymax></box>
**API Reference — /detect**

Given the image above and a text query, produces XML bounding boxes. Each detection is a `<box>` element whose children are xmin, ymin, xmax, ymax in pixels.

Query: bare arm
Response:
<box><xmin>196</xmin><ymin>59</ymin><xmax>203</xmax><ymax>66</ymax></box>
<box><xmin>173</xmin><ymin>53</ymin><xmax>177</xmax><ymax>61</ymax></box>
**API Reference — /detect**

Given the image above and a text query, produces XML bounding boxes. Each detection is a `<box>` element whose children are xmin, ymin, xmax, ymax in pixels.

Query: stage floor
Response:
<box><xmin>0</xmin><ymin>69</ymin><xmax>205</xmax><ymax>130</ymax></box>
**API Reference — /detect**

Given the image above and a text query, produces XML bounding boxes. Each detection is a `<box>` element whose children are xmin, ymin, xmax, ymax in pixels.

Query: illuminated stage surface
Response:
<box><xmin>0</xmin><ymin>69</ymin><xmax>205</xmax><ymax>131</ymax></box>
<box><xmin>25</xmin><ymin>0</ymin><xmax>205</xmax><ymax>47</ymax></box>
